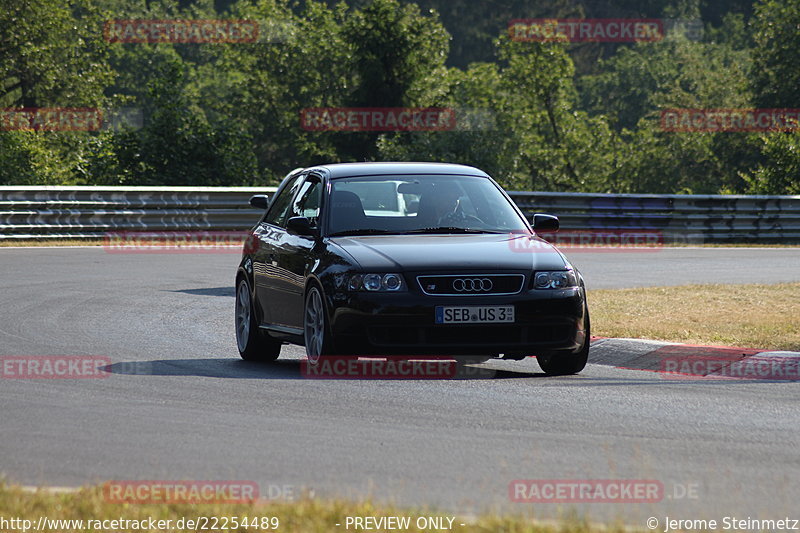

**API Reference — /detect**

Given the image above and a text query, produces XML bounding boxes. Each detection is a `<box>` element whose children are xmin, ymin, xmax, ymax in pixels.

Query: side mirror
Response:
<box><xmin>286</xmin><ymin>216</ymin><xmax>316</xmax><ymax>237</ymax></box>
<box><xmin>249</xmin><ymin>195</ymin><xmax>269</xmax><ymax>210</ymax></box>
<box><xmin>533</xmin><ymin>213</ymin><xmax>559</xmax><ymax>232</ymax></box>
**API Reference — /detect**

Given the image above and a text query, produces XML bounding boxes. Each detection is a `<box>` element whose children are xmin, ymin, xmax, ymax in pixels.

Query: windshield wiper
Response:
<box><xmin>401</xmin><ymin>227</ymin><xmax>503</xmax><ymax>234</ymax></box>
<box><xmin>328</xmin><ymin>228</ymin><xmax>394</xmax><ymax>236</ymax></box>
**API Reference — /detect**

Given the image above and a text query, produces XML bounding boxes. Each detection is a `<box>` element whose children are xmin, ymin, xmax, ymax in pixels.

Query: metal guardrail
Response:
<box><xmin>0</xmin><ymin>186</ymin><xmax>277</xmax><ymax>239</ymax></box>
<box><xmin>511</xmin><ymin>191</ymin><xmax>800</xmax><ymax>242</ymax></box>
<box><xmin>1</xmin><ymin>186</ymin><xmax>799</xmax><ymax>242</ymax></box>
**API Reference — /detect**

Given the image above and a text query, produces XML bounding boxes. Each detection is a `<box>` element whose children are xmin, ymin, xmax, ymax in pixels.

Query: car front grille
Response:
<box><xmin>416</xmin><ymin>274</ymin><xmax>525</xmax><ymax>296</ymax></box>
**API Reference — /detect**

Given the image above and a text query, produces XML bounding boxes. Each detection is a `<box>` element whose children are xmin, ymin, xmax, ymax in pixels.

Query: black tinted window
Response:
<box><xmin>291</xmin><ymin>178</ymin><xmax>323</xmax><ymax>225</ymax></box>
<box><xmin>264</xmin><ymin>174</ymin><xmax>304</xmax><ymax>227</ymax></box>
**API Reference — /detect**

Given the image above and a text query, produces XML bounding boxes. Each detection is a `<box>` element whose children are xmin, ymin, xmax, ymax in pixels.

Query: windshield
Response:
<box><xmin>327</xmin><ymin>175</ymin><xmax>529</xmax><ymax>236</ymax></box>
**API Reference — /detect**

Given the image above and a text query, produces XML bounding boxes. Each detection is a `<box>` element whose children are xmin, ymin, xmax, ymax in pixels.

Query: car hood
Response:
<box><xmin>329</xmin><ymin>233</ymin><xmax>569</xmax><ymax>272</ymax></box>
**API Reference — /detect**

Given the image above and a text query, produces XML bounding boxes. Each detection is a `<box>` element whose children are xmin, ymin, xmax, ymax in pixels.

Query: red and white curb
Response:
<box><xmin>588</xmin><ymin>337</ymin><xmax>800</xmax><ymax>380</ymax></box>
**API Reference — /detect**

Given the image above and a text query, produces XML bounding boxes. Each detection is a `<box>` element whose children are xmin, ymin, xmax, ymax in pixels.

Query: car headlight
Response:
<box><xmin>533</xmin><ymin>270</ymin><xmax>578</xmax><ymax>289</ymax></box>
<box><xmin>348</xmin><ymin>273</ymin><xmax>405</xmax><ymax>292</ymax></box>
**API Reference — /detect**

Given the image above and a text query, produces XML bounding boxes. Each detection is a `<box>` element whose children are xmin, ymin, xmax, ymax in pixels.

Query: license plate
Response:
<box><xmin>435</xmin><ymin>306</ymin><xmax>514</xmax><ymax>324</ymax></box>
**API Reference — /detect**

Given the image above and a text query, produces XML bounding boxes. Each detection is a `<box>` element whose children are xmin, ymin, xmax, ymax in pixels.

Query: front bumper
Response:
<box><xmin>327</xmin><ymin>283</ymin><xmax>587</xmax><ymax>356</ymax></box>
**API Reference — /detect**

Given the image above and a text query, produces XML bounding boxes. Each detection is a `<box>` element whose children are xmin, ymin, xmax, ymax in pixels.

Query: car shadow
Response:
<box><xmin>104</xmin><ymin>358</ymin><xmax>297</xmax><ymax>379</ymax></box>
<box><xmin>169</xmin><ymin>287</ymin><xmax>235</xmax><ymax>297</ymax></box>
<box><xmin>103</xmin><ymin>358</ymin><xmax>793</xmax><ymax>384</ymax></box>
<box><xmin>102</xmin><ymin>358</ymin><xmax>548</xmax><ymax>380</ymax></box>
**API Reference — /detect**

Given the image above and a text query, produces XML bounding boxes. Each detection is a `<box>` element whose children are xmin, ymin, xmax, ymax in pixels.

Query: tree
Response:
<box><xmin>744</xmin><ymin>129</ymin><xmax>800</xmax><ymax>194</ymax></box>
<box><xmin>334</xmin><ymin>0</ymin><xmax>450</xmax><ymax>161</ymax></box>
<box><xmin>205</xmin><ymin>0</ymin><xmax>451</xmax><ymax>174</ymax></box>
<box><xmin>578</xmin><ymin>30</ymin><xmax>761</xmax><ymax>193</ymax></box>
<box><xmin>380</xmin><ymin>32</ymin><xmax>624</xmax><ymax>192</ymax></box>
<box><xmin>88</xmin><ymin>57</ymin><xmax>257</xmax><ymax>185</ymax></box>
<box><xmin>745</xmin><ymin>0</ymin><xmax>800</xmax><ymax>194</ymax></box>
<box><xmin>0</xmin><ymin>0</ymin><xmax>114</xmax><ymax>185</ymax></box>
<box><xmin>580</xmin><ymin>33</ymin><xmax>752</xmax><ymax>131</ymax></box>
<box><xmin>377</xmin><ymin>63</ymin><xmax>518</xmax><ymax>185</ymax></box>
<box><xmin>0</xmin><ymin>0</ymin><xmax>112</xmax><ymax>107</ymax></box>
<box><xmin>343</xmin><ymin>0</ymin><xmax>449</xmax><ymax>108</ymax></box>
<box><xmin>750</xmin><ymin>0</ymin><xmax>800</xmax><ymax>108</ymax></box>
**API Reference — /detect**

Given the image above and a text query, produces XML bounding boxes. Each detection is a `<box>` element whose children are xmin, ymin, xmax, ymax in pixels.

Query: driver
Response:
<box><xmin>428</xmin><ymin>183</ymin><xmax>475</xmax><ymax>227</ymax></box>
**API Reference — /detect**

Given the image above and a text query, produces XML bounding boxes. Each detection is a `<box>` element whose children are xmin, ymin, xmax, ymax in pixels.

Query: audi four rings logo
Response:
<box><xmin>452</xmin><ymin>278</ymin><xmax>493</xmax><ymax>292</ymax></box>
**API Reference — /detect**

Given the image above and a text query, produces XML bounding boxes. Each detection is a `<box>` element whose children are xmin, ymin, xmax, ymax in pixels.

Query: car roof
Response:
<box><xmin>305</xmin><ymin>162</ymin><xmax>490</xmax><ymax>179</ymax></box>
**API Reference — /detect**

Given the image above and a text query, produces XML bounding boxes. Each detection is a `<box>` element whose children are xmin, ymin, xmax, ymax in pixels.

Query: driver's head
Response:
<box><xmin>430</xmin><ymin>183</ymin><xmax>461</xmax><ymax>215</ymax></box>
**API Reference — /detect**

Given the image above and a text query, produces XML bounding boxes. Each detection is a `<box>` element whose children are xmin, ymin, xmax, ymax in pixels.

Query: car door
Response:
<box><xmin>271</xmin><ymin>173</ymin><xmax>324</xmax><ymax>329</ymax></box>
<box><xmin>252</xmin><ymin>172</ymin><xmax>305</xmax><ymax>326</ymax></box>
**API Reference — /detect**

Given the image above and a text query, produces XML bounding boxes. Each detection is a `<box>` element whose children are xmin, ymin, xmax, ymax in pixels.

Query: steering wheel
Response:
<box><xmin>438</xmin><ymin>211</ymin><xmax>486</xmax><ymax>227</ymax></box>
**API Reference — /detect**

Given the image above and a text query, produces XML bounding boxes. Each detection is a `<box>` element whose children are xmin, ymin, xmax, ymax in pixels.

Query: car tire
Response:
<box><xmin>236</xmin><ymin>278</ymin><xmax>281</xmax><ymax>362</ymax></box>
<box><xmin>537</xmin><ymin>308</ymin><xmax>590</xmax><ymax>376</ymax></box>
<box><xmin>304</xmin><ymin>285</ymin><xmax>335</xmax><ymax>363</ymax></box>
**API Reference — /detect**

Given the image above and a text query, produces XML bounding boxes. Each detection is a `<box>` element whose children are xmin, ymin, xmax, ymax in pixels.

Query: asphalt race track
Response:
<box><xmin>1</xmin><ymin>246</ymin><xmax>799</xmax><ymax>525</ymax></box>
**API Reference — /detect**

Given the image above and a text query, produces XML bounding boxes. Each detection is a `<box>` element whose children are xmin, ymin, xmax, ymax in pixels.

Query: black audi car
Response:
<box><xmin>235</xmin><ymin>162</ymin><xmax>590</xmax><ymax>375</ymax></box>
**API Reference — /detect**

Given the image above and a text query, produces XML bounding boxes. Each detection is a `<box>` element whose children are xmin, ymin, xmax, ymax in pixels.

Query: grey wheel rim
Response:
<box><xmin>236</xmin><ymin>281</ymin><xmax>251</xmax><ymax>352</ymax></box>
<box><xmin>304</xmin><ymin>288</ymin><xmax>324</xmax><ymax>363</ymax></box>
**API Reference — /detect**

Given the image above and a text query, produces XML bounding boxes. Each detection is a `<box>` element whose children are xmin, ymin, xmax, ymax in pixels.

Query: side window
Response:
<box><xmin>291</xmin><ymin>177</ymin><xmax>322</xmax><ymax>226</ymax></box>
<box><xmin>263</xmin><ymin>174</ymin><xmax>305</xmax><ymax>227</ymax></box>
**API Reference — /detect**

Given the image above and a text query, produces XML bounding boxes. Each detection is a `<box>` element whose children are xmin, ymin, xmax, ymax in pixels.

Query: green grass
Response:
<box><xmin>0</xmin><ymin>239</ymin><xmax>108</xmax><ymax>247</ymax></box>
<box><xmin>0</xmin><ymin>483</ymin><xmax>630</xmax><ymax>533</ymax></box>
